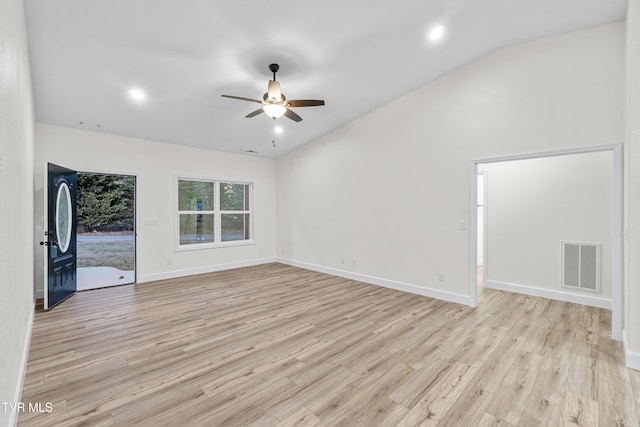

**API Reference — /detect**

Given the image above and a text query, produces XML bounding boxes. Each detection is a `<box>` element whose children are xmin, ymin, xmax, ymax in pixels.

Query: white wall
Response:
<box><xmin>625</xmin><ymin>0</ymin><xmax>640</xmax><ymax>369</ymax></box>
<box><xmin>277</xmin><ymin>22</ymin><xmax>624</xmax><ymax>305</ymax></box>
<box><xmin>34</xmin><ymin>124</ymin><xmax>277</xmax><ymax>295</ymax></box>
<box><xmin>0</xmin><ymin>0</ymin><xmax>35</xmax><ymax>424</ymax></box>
<box><xmin>480</xmin><ymin>152</ymin><xmax>613</xmax><ymax>307</ymax></box>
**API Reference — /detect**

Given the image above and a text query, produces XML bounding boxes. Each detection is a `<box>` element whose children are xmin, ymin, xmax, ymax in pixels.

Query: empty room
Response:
<box><xmin>2</xmin><ymin>0</ymin><xmax>640</xmax><ymax>425</ymax></box>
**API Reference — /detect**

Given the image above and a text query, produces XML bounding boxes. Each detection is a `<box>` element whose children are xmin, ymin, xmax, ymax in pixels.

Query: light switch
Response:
<box><xmin>458</xmin><ymin>221</ymin><xmax>467</xmax><ymax>231</ymax></box>
<box><xmin>144</xmin><ymin>219</ymin><xmax>157</xmax><ymax>226</ymax></box>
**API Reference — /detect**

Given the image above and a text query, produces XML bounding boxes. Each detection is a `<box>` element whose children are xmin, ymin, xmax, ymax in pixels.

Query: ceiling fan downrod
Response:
<box><xmin>269</xmin><ymin>63</ymin><xmax>279</xmax><ymax>81</ymax></box>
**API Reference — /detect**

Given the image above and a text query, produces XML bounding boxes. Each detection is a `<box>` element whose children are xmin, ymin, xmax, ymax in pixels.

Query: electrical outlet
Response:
<box><xmin>340</xmin><ymin>258</ymin><xmax>345</xmax><ymax>265</ymax></box>
<box><xmin>438</xmin><ymin>272</ymin><xmax>445</xmax><ymax>281</ymax></box>
<box><xmin>352</xmin><ymin>259</ymin><xmax>357</xmax><ymax>266</ymax></box>
<box><xmin>167</xmin><ymin>258</ymin><xmax>172</xmax><ymax>265</ymax></box>
<box><xmin>0</xmin><ymin>156</ymin><xmax>4</xmax><ymax>173</ymax></box>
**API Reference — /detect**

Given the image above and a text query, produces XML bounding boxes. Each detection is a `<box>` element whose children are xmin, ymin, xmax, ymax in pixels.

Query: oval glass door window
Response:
<box><xmin>56</xmin><ymin>182</ymin><xmax>72</xmax><ymax>253</ymax></box>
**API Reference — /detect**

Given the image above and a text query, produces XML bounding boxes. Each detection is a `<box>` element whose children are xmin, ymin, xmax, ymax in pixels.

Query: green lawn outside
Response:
<box><xmin>77</xmin><ymin>240</ymin><xmax>135</xmax><ymax>271</ymax></box>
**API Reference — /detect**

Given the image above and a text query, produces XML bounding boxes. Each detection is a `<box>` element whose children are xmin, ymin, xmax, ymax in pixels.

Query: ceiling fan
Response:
<box><xmin>221</xmin><ymin>63</ymin><xmax>325</xmax><ymax>122</ymax></box>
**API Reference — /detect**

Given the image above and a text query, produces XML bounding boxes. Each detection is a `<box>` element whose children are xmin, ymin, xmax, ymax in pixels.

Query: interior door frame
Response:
<box><xmin>476</xmin><ymin>170</ymin><xmax>487</xmax><ymax>288</ymax></box>
<box><xmin>76</xmin><ymin>167</ymin><xmax>140</xmax><ymax>286</ymax></box>
<box><xmin>468</xmin><ymin>143</ymin><xmax>623</xmax><ymax>341</ymax></box>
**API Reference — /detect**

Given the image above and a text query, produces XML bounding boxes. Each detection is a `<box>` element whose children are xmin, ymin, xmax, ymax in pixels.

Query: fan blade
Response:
<box><xmin>284</xmin><ymin>108</ymin><xmax>303</xmax><ymax>122</ymax></box>
<box><xmin>286</xmin><ymin>99</ymin><xmax>325</xmax><ymax>107</ymax></box>
<box><xmin>245</xmin><ymin>108</ymin><xmax>265</xmax><ymax>118</ymax></box>
<box><xmin>221</xmin><ymin>94</ymin><xmax>263</xmax><ymax>104</ymax></box>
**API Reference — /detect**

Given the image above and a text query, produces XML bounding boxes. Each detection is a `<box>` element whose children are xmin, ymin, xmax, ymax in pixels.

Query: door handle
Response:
<box><xmin>39</xmin><ymin>241</ymin><xmax>58</xmax><ymax>247</ymax></box>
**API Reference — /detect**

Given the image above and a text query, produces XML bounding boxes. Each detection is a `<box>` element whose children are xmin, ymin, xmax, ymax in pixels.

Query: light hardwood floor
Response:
<box><xmin>19</xmin><ymin>263</ymin><xmax>640</xmax><ymax>426</ymax></box>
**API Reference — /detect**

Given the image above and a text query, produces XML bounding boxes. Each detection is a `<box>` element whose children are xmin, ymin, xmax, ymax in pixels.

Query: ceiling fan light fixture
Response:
<box><xmin>267</xmin><ymin>80</ymin><xmax>282</xmax><ymax>102</ymax></box>
<box><xmin>263</xmin><ymin>103</ymin><xmax>287</xmax><ymax>119</ymax></box>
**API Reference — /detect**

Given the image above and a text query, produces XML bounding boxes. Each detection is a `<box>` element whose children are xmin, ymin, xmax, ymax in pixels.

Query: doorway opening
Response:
<box><xmin>469</xmin><ymin>144</ymin><xmax>622</xmax><ymax>340</ymax></box>
<box><xmin>76</xmin><ymin>172</ymin><xmax>136</xmax><ymax>290</ymax></box>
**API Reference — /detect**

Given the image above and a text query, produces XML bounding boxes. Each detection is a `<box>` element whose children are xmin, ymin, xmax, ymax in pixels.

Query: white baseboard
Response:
<box><xmin>139</xmin><ymin>257</ymin><xmax>277</xmax><ymax>283</ymax></box>
<box><xmin>623</xmin><ymin>330</ymin><xmax>640</xmax><ymax>371</ymax></box>
<box><xmin>277</xmin><ymin>257</ymin><xmax>471</xmax><ymax>306</ymax></box>
<box><xmin>9</xmin><ymin>303</ymin><xmax>35</xmax><ymax>427</ymax></box>
<box><xmin>485</xmin><ymin>279</ymin><xmax>611</xmax><ymax>309</ymax></box>
<box><xmin>34</xmin><ymin>289</ymin><xmax>43</xmax><ymax>300</ymax></box>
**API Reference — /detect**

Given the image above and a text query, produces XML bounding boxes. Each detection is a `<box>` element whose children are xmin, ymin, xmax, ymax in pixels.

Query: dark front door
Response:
<box><xmin>44</xmin><ymin>163</ymin><xmax>78</xmax><ymax>309</ymax></box>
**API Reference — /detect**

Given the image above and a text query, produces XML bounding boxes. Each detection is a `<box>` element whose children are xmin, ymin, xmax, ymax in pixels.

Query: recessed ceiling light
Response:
<box><xmin>428</xmin><ymin>25</ymin><xmax>445</xmax><ymax>41</ymax></box>
<box><xmin>274</xmin><ymin>126</ymin><xmax>283</xmax><ymax>135</ymax></box>
<box><xmin>127</xmin><ymin>88</ymin><xmax>147</xmax><ymax>102</ymax></box>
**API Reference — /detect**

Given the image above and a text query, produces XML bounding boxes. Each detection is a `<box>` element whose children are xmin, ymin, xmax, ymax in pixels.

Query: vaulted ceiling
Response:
<box><xmin>24</xmin><ymin>0</ymin><xmax>627</xmax><ymax>158</ymax></box>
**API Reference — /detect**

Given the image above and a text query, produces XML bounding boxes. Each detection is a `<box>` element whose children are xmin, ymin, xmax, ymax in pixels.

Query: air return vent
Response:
<box><xmin>561</xmin><ymin>242</ymin><xmax>601</xmax><ymax>292</ymax></box>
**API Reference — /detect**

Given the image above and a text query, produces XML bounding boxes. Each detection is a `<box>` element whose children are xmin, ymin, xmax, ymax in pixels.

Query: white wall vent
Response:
<box><xmin>561</xmin><ymin>241</ymin><xmax>601</xmax><ymax>292</ymax></box>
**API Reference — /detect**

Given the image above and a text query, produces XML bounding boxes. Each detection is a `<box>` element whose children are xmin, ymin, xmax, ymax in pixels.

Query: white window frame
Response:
<box><xmin>176</xmin><ymin>177</ymin><xmax>254</xmax><ymax>251</ymax></box>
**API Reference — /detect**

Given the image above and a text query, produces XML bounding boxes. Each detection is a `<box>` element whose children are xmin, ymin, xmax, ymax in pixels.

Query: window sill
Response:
<box><xmin>175</xmin><ymin>240</ymin><xmax>255</xmax><ymax>252</ymax></box>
